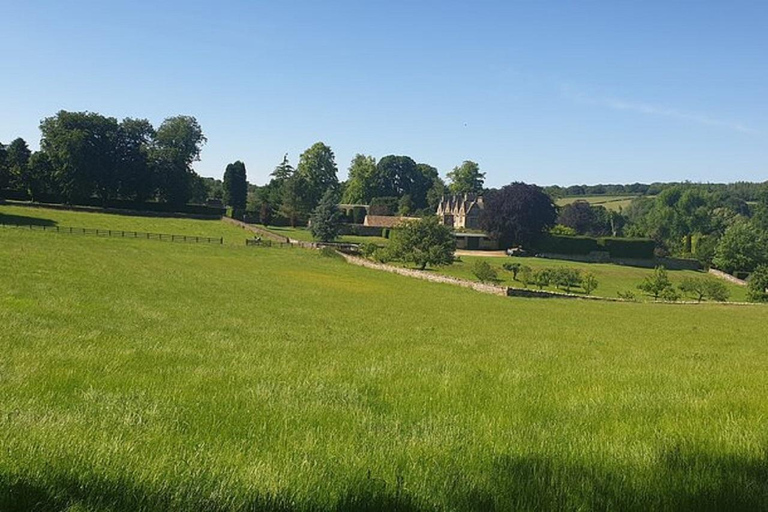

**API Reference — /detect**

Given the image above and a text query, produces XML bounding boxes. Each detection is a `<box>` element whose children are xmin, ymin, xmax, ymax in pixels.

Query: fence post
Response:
<box><xmin>220</xmin><ymin>237</ymin><xmax>223</xmax><ymax>245</ymax></box>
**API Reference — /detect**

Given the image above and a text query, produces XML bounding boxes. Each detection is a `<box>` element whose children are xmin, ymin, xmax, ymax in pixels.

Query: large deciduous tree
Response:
<box><xmin>223</xmin><ymin>160</ymin><xmax>248</xmax><ymax>215</ymax></box>
<box><xmin>387</xmin><ymin>216</ymin><xmax>456</xmax><ymax>270</ymax></box>
<box><xmin>152</xmin><ymin>115</ymin><xmax>207</xmax><ymax>206</ymax></box>
<box><xmin>479</xmin><ymin>182</ymin><xmax>557</xmax><ymax>248</ymax></box>
<box><xmin>0</xmin><ymin>143</ymin><xmax>9</xmax><ymax>191</ymax></box>
<box><xmin>712</xmin><ymin>220</ymin><xmax>768</xmax><ymax>273</ymax></box>
<box><xmin>447</xmin><ymin>160</ymin><xmax>485</xmax><ymax>195</ymax></box>
<box><xmin>296</xmin><ymin>142</ymin><xmax>338</xmax><ymax>209</ymax></box>
<box><xmin>280</xmin><ymin>174</ymin><xmax>311</xmax><ymax>227</ymax></box>
<box><xmin>40</xmin><ymin>111</ymin><xmax>121</xmax><ymax>204</ymax></box>
<box><xmin>6</xmin><ymin>138</ymin><xmax>32</xmax><ymax>192</ymax></box>
<box><xmin>342</xmin><ymin>154</ymin><xmax>377</xmax><ymax>204</ymax></box>
<box><xmin>117</xmin><ymin>118</ymin><xmax>155</xmax><ymax>201</ymax></box>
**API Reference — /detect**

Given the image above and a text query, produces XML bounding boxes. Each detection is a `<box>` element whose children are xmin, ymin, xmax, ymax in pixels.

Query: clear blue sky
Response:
<box><xmin>1</xmin><ymin>0</ymin><xmax>766</xmax><ymax>187</ymax></box>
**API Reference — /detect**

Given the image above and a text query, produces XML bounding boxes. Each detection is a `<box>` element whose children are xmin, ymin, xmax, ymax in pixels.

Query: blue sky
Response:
<box><xmin>1</xmin><ymin>0</ymin><xmax>766</xmax><ymax>187</ymax></box>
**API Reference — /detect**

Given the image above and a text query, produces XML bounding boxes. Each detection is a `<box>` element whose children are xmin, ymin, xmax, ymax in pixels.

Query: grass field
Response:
<box><xmin>0</xmin><ymin>204</ymin><xmax>253</xmax><ymax>245</ymax></box>
<box><xmin>2</xmin><ymin>207</ymin><xmax>768</xmax><ymax>511</ymax></box>
<box><xmin>265</xmin><ymin>225</ymin><xmax>389</xmax><ymax>245</ymax></box>
<box><xmin>555</xmin><ymin>195</ymin><xmax>640</xmax><ymax>211</ymax></box>
<box><xmin>435</xmin><ymin>254</ymin><xmax>748</xmax><ymax>302</ymax></box>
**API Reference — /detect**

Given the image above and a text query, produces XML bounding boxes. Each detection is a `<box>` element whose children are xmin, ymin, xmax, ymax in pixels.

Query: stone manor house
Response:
<box><xmin>436</xmin><ymin>193</ymin><xmax>484</xmax><ymax>230</ymax></box>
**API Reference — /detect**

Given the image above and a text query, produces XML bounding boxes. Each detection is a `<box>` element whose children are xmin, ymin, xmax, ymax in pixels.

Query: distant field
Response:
<box><xmin>434</xmin><ymin>255</ymin><xmax>748</xmax><ymax>302</ymax></box>
<box><xmin>556</xmin><ymin>195</ymin><xmax>640</xmax><ymax>211</ymax></box>
<box><xmin>2</xmin><ymin>207</ymin><xmax>768</xmax><ymax>510</ymax></box>
<box><xmin>0</xmin><ymin>204</ymin><xmax>252</xmax><ymax>245</ymax></box>
<box><xmin>265</xmin><ymin>225</ymin><xmax>389</xmax><ymax>245</ymax></box>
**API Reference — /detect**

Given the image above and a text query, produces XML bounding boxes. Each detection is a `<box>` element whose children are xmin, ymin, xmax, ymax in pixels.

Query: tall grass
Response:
<box><xmin>1</xmin><ymin>223</ymin><xmax>767</xmax><ymax>511</ymax></box>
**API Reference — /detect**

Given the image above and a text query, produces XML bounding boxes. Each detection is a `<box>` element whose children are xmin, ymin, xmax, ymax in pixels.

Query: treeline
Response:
<box><xmin>246</xmin><ymin>152</ymin><xmax>487</xmax><ymax>226</ymax></box>
<box><xmin>0</xmin><ymin>111</ymin><xmax>213</xmax><ymax>209</ymax></box>
<box><xmin>555</xmin><ymin>184</ymin><xmax>768</xmax><ymax>275</ymax></box>
<box><xmin>545</xmin><ymin>181</ymin><xmax>766</xmax><ymax>201</ymax></box>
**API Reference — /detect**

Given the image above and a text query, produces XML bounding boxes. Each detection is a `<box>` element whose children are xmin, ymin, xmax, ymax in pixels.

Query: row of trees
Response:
<box><xmin>1</xmin><ymin>111</ymin><xmax>209</xmax><ymax>206</ymax></box>
<box><xmin>247</xmin><ymin>149</ymin><xmax>485</xmax><ymax>226</ymax></box>
<box><xmin>549</xmin><ymin>183</ymin><xmax>768</xmax><ymax>276</ymax></box>
<box><xmin>247</xmin><ymin>149</ymin><xmax>488</xmax><ymax>226</ymax></box>
<box><xmin>545</xmin><ymin>181</ymin><xmax>765</xmax><ymax>201</ymax></box>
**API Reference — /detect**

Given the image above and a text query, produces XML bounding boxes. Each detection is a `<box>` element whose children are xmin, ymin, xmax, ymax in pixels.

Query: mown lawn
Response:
<box><xmin>1</xmin><ymin>218</ymin><xmax>768</xmax><ymax>511</ymax></box>
<box><xmin>264</xmin><ymin>225</ymin><xmax>389</xmax><ymax>245</ymax></box>
<box><xmin>434</xmin><ymin>254</ymin><xmax>748</xmax><ymax>302</ymax></box>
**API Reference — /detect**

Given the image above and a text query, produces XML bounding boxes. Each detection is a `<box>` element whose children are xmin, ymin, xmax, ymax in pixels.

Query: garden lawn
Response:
<box><xmin>1</xmin><ymin>224</ymin><xmax>767</xmax><ymax>511</ymax></box>
<box><xmin>435</xmin><ymin>254</ymin><xmax>748</xmax><ymax>302</ymax></box>
<box><xmin>264</xmin><ymin>225</ymin><xmax>389</xmax><ymax>245</ymax></box>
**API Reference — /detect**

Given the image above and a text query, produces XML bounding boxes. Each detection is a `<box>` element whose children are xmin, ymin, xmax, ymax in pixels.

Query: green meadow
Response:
<box><xmin>436</xmin><ymin>254</ymin><xmax>749</xmax><ymax>302</ymax></box>
<box><xmin>1</xmin><ymin>206</ymin><xmax>768</xmax><ymax>511</ymax></box>
<box><xmin>556</xmin><ymin>195</ymin><xmax>639</xmax><ymax>211</ymax></box>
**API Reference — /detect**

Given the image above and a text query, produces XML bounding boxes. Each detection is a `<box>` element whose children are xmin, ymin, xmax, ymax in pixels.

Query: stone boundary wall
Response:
<box><xmin>709</xmin><ymin>268</ymin><xmax>748</xmax><ymax>286</ymax></box>
<box><xmin>339</xmin><ymin>253</ymin><xmax>509</xmax><ymax>296</ymax></box>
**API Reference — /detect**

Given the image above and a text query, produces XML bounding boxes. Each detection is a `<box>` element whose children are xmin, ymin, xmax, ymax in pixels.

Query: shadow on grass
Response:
<box><xmin>2</xmin><ymin>447</ymin><xmax>767</xmax><ymax>511</ymax></box>
<box><xmin>0</xmin><ymin>213</ymin><xmax>57</xmax><ymax>227</ymax></box>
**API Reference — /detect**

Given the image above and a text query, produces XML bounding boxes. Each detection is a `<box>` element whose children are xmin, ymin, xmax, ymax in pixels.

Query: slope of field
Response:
<box><xmin>0</xmin><ymin>204</ymin><xmax>252</xmax><ymax>245</ymax></box>
<box><xmin>2</xmin><ymin>220</ymin><xmax>768</xmax><ymax>511</ymax></box>
<box><xmin>556</xmin><ymin>195</ymin><xmax>639</xmax><ymax>211</ymax></box>
<box><xmin>439</xmin><ymin>255</ymin><xmax>748</xmax><ymax>302</ymax></box>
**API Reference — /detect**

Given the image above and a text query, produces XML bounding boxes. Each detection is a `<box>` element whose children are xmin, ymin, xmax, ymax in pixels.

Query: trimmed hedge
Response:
<box><xmin>600</xmin><ymin>237</ymin><xmax>655</xmax><ymax>259</ymax></box>
<box><xmin>535</xmin><ymin>235</ymin><xmax>600</xmax><ymax>255</ymax></box>
<box><xmin>534</xmin><ymin>234</ymin><xmax>655</xmax><ymax>260</ymax></box>
<box><xmin>338</xmin><ymin>224</ymin><xmax>385</xmax><ymax>237</ymax></box>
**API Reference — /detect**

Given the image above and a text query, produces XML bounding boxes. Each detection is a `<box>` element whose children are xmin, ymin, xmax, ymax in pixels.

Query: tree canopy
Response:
<box><xmin>296</xmin><ymin>142</ymin><xmax>338</xmax><ymax>209</ymax></box>
<box><xmin>310</xmin><ymin>188</ymin><xmax>343</xmax><ymax>242</ymax></box>
<box><xmin>387</xmin><ymin>216</ymin><xmax>456</xmax><ymax>270</ymax></box>
<box><xmin>480</xmin><ymin>182</ymin><xmax>557</xmax><ymax>247</ymax></box>
<box><xmin>223</xmin><ymin>160</ymin><xmax>248</xmax><ymax>214</ymax></box>
<box><xmin>447</xmin><ymin>160</ymin><xmax>485</xmax><ymax>195</ymax></box>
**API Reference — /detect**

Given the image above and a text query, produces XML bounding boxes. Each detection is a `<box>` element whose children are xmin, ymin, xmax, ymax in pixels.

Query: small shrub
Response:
<box><xmin>518</xmin><ymin>266</ymin><xmax>533</xmax><ymax>288</ymax></box>
<box><xmin>532</xmin><ymin>268</ymin><xmax>552</xmax><ymax>289</ymax></box>
<box><xmin>372</xmin><ymin>248</ymin><xmax>392</xmax><ymax>264</ymax></box>
<box><xmin>617</xmin><ymin>290</ymin><xmax>637</xmax><ymax>301</ymax></box>
<box><xmin>502</xmin><ymin>262</ymin><xmax>522</xmax><ymax>280</ymax></box>
<box><xmin>679</xmin><ymin>276</ymin><xmax>730</xmax><ymax>302</ymax></box>
<box><xmin>359</xmin><ymin>242</ymin><xmax>379</xmax><ymax>258</ymax></box>
<box><xmin>747</xmin><ymin>265</ymin><xmax>768</xmax><ymax>303</ymax></box>
<box><xmin>637</xmin><ymin>266</ymin><xmax>674</xmax><ymax>300</ymax></box>
<box><xmin>551</xmin><ymin>267</ymin><xmax>583</xmax><ymax>292</ymax></box>
<box><xmin>472</xmin><ymin>260</ymin><xmax>499</xmax><ymax>283</ymax></box>
<box><xmin>318</xmin><ymin>247</ymin><xmax>343</xmax><ymax>259</ymax></box>
<box><xmin>659</xmin><ymin>287</ymin><xmax>681</xmax><ymax>302</ymax></box>
<box><xmin>582</xmin><ymin>272</ymin><xmax>599</xmax><ymax>295</ymax></box>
